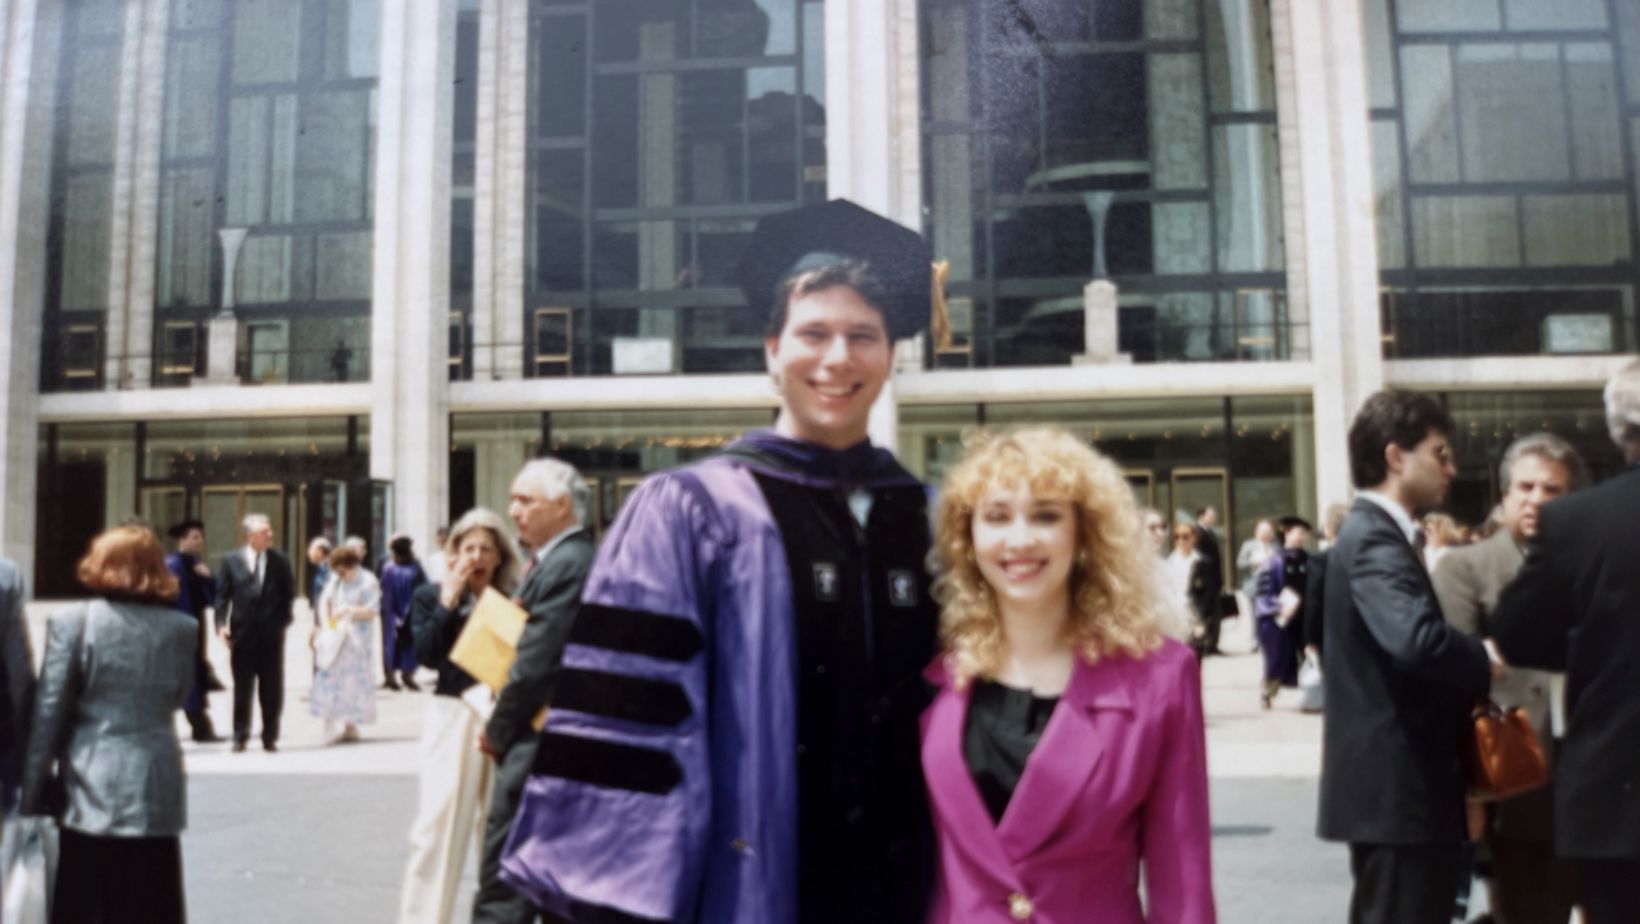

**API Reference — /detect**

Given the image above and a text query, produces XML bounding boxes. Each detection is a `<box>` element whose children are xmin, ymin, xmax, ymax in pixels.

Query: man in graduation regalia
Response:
<box><xmin>499</xmin><ymin>200</ymin><xmax>943</xmax><ymax>923</ymax></box>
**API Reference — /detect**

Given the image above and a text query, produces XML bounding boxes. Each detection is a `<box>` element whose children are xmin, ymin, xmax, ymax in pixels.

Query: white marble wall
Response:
<box><xmin>471</xmin><ymin>0</ymin><xmax>527</xmax><ymax>381</ymax></box>
<box><xmin>1278</xmin><ymin>0</ymin><xmax>1386</xmax><ymax>514</ymax></box>
<box><xmin>370</xmin><ymin>0</ymin><xmax>457</xmax><ymax>554</ymax></box>
<box><xmin>0</xmin><ymin>0</ymin><xmax>57</xmax><ymax>576</ymax></box>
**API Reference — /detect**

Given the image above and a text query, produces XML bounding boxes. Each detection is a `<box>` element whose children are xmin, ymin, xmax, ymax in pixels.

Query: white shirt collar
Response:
<box><xmin>1356</xmin><ymin>490</ymin><xmax>1419</xmax><ymax>546</ymax></box>
<box><xmin>532</xmin><ymin>525</ymin><xmax>584</xmax><ymax>565</ymax></box>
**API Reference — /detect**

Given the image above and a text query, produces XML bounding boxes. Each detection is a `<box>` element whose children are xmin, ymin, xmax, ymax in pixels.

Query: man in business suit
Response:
<box><xmin>471</xmin><ymin>458</ymin><xmax>595</xmax><ymax>924</ymax></box>
<box><xmin>1317</xmin><ymin>390</ymin><xmax>1495</xmax><ymax>924</ymax></box>
<box><xmin>1432</xmin><ymin>432</ymin><xmax>1583</xmax><ymax>924</ymax></box>
<box><xmin>1492</xmin><ymin>359</ymin><xmax>1640</xmax><ymax>924</ymax></box>
<box><xmin>1193</xmin><ymin>505</ymin><xmax>1227</xmax><ymax>654</ymax></box>
<box><xmin>215</xmin><ymin>513</ymin><xmax>296</xmax><ymax>753</ymax></box>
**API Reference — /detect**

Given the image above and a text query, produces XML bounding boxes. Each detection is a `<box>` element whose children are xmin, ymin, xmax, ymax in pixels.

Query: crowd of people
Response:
<box><xmin>0</xmin><ymin>196</ymin><xmax>1634</xmax><ymax>924</ymax></box>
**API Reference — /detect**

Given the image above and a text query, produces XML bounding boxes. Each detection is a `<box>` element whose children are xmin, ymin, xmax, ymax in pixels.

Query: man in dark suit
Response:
<box><xmin>1491</xmin><ymin>359</ymin><xmax>1640</xmax><ymax>924</ymax></box>
<box><xmin>1317</xmin><ymin>390</ymin><xmax>1495</xmax><ymax>924</ymax></box>
<box><xmin>214</xmin><ymin>513</ymin><xmax>296</xmax><ymax>753</ymax></box>
<box><xmin>1433</xmin><ymin>432</ymin><xmax>1583</xmax><ymax>924</ymax></box>
<box><xmin>472</xmin><ymin>458</ymin><xmax>596</xmax><ymax>924</ymax></box>
<box><xmin>1193</xmin><ymin>505</ymin><xmax>1226</xmax><ymax>654</ymax></box>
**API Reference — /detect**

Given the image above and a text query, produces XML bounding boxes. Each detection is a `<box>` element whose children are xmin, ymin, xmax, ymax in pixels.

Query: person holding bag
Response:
<box><xmin>310</xmin><ymin>545</ymin><xmax>381</xmax><ymax>745</ymax></box>
<box><xmin>19</xmin><ymin>525</ymin><xmax>196</xmax><ymax>924</ymax></box>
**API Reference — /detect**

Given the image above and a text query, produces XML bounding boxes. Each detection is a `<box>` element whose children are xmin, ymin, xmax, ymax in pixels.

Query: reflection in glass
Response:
<box><xmin>921</xmin><ymin>0</ymin><xmax>1285</xmax><ymax>368</ymax></box>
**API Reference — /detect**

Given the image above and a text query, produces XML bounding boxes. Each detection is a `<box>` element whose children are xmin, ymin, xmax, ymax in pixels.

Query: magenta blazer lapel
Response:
<box><xmin>921</xmin><ymin>656</ymin><xmax>1133</xmax><ymax>866</ymax></box>
<box><xmin>996</xmin><ymin>656</ymin><xmax>1130</xmax><ymax>859</ymax></box>
<box><xmin>921</xmin><ymin>661</ymin><xmax>1015</xmax><ymax>879</ymax></box>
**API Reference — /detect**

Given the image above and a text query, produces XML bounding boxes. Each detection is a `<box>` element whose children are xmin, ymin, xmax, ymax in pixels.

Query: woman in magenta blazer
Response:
<box><xmin>923</xmin><ymin>428</ymin><xmax>1215</xmax><ymax>923</ymax></box>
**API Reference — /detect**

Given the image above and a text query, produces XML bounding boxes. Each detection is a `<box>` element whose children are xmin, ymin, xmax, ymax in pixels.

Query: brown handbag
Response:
<box><xmin>1466</xmin><ymin>701</ymin><xmax>1549</xmax><ymax>802</ymax></box>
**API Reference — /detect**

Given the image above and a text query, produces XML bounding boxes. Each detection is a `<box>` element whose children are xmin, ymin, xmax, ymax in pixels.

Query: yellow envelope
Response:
<box><xmin>449</xmin><ymin>587</ymin><xmax>529</xmax><ymax>692</ymax></box>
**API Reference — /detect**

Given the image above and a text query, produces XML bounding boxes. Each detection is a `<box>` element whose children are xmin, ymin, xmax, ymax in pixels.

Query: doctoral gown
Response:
<box><xmin>499</xmin><ymin>429</ymin><xmax>939</xmax><ymax>923</ymax></box>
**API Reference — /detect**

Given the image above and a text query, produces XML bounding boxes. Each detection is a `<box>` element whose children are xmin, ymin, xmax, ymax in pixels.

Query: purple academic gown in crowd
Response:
<box><xmin>1253</xmin><ymin>555</ymin><xmax>1297</xmax><ymax>686</ymax></box>
<box><xmin>499</xmin><ymin>430</ymin><xmax>939</xmax><ymax>924</ymax></box>
<box><xmin>165</xmin><ymin>551</ymin><xmax>216</xmax><ymax>716</ymax></box>
<box><xmin>379</xmin><ymin>561</ymin><xmax>425</xmax><ymax>676</ymax></box>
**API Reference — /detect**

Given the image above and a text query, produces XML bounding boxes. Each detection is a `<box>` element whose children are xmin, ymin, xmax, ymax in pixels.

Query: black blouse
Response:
<box><xmin>963</xmin><ymin>678</ymin><xmax>1062</xmax><ymax>823</ymax></box>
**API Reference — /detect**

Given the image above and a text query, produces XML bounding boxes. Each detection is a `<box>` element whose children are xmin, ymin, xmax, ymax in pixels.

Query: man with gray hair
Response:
<box><xmin>215</xmin><ymin>512</ymin><xmax>296</xmax><ymax>752</ymax></box>
<box><xmin>1493</xmin><ymin>358</ymin><xmax>1640</xmax><ymax>924</ymax></box>
<box><xmin>472</xmin><ymin>457</ymin><xmax>596</xmax><ymax>923</ymax></box>
<box><xmin>1433</xmin><ymin>432</ymin><xmax>1585</xmax><ymax>923</ymax></box>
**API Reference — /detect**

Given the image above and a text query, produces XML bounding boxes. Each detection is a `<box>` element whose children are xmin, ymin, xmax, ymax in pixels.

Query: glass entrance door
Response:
<box><xmin>201</xmin><ymin>484</ymin><xmax>286</xmax><ymax>567</ymax></box>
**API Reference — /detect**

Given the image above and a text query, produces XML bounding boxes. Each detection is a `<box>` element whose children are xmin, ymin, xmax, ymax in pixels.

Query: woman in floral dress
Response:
<box><xmin>312</xmin><ymin>544</ymin><xmax>380</xmax><ymax>743</ymax></box>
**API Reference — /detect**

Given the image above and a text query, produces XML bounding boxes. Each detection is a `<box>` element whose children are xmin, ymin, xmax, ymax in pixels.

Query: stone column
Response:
<box><xmin>471</xmin><ymin>0</ymin><xmax>526</xmax><ymax>381</ymax></box>
<box><xmin>0</xmin><ymin>0</ymin><xmax>58</xmax><ymax>576</ymax></box>
<box><xmin>371</xmin><ymin>0</ymin><xmax>457</xmax><ymax>552</ymax></box>
<box><xmin>828</xmin><ymin>0</ymin><xmax>921</xmax><ymax>454</ymax></box>
<box><xmin>116</xmin><ymin>0</ymin><xmax>170</xmax><ymax>391</ymax></box>
<box><xmin>1276</xmin><ymin>0</ymin><xmax>1384</xmax><ymax>512</ymax></box>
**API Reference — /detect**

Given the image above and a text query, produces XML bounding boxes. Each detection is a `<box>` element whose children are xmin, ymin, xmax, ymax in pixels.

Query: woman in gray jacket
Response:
<box><xmin>20</xmin><ymin>524</ymin><xmax>197</xmax><ymax>924</ymax></box>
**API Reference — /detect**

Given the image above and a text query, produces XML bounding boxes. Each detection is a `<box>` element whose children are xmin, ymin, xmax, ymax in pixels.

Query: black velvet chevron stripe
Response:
<box><xmin>553</xmin><ymin>668</ymin><xmax>692</xmax><ymax>727</ymax></box>
<box><xmin>568</xmin><ymin>603</ymin><xmax>705</xmax><ymax>663</ymax></box>
<box><xmin>533</xmin><ymin>732</ymin><xmax>684</xmax><ymax>795</ymax></box>
<box><xmin>566</xmin><ymin>900</ymin><xmax>671</xmax><ymax>924</ymax></box>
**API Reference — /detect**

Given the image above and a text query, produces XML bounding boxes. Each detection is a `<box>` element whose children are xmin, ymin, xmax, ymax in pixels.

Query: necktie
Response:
<box><xmin>255</xmin><ymin>552</ymin><xmax>265</xmax><ymax>588</ymax></box>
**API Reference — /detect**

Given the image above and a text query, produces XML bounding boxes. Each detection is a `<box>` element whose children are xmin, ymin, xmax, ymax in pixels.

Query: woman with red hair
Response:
<box><xmin>19</xmin><ymin>524</ymin><xmax>197</xmax><ymax>924</ymax></box>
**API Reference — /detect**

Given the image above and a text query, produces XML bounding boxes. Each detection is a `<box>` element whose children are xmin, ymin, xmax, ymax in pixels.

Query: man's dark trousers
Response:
<box><xmin>1347</xmin><ymin>844</ymin><xmax>1462</xmax><ymax>924</ymax></box>
<box><xmin>231</xmin><ymin>628</ymin><xmax>284</xmax><ymax>747</ymax></box>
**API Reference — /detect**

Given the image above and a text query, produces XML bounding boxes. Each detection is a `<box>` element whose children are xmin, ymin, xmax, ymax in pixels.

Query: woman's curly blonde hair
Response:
<box><xmin>932</xmin><ymin>427</ymin><xmax>1165</xmax><ymax>686</ymax></box>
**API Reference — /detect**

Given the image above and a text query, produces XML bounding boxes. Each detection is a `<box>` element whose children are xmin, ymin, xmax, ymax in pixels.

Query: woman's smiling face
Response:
<box><xmin>971</xmin><ymin>482</ymin><xmax>1078</xmax><ymax>612</ymax></box>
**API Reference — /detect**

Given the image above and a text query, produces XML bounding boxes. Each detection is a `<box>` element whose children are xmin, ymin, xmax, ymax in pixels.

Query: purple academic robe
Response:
<box><xmin>500</xmin><ymin>431</ymin><xmax>937</xmax><ymax>923</ymax></box>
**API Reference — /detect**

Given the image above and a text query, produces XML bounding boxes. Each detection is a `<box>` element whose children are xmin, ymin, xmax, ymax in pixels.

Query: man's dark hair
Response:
<box><xmin>1348</xmin><ymin>389</ymin><xmax>1453</xmax><ymax>489</ymax></box>
<box><xmin>763</xmin><ymin>259</ymin><xmax>892</xmax><ymax>337</ymax></box>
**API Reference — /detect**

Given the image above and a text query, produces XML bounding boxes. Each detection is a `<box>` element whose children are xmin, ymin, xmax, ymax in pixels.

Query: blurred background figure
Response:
<box><xmin>1254</xmin><ymin>516</ymin><xmax>1310</xmax><ymax>709</ymax></box>
<box><xmin>1192</xmin><ymin>506</ymin><xmax>1227</xmax><ymax>655</ymax></box>
<box><xmin>1420</xmin><ymin>512</ymin><xmax>1462</xmax><ymax>573</ymax></box>
<box><xmin>21</xmin><ymin>525</ymin><xmax>196</xmax><ymax>924</ymax></box>
<box><xmin>165</xmin><ymin>519</ymin><xmax>220</xmax><ymax>743</ymax></box>
<box><xmin>1238</xmin><ymin>519</ymin><xmax>1277</xmax><ymax>599</ymax></box>
<box><xmin>311</xmin><ymin>544</ymin><xmax>380</xmax><ymax>746</ymax></box>
<box><xmin>399</xmin><ymin>510</ymin><xmax>521</xmax><ymax>924</ymax></box>
<box><xmin>1492</xmin><ymin>358</ymin><xmax>1640</xmax><ymax>924</ymax></box>
<box><xmin>306</xmin><ymin>536</ymin><xmax>334</xmax><ymax>608</ymax></box>
<box><xmin>380</xmin><ymin>536</ymin><xmax>427</xmax><ymax>692</ymax></box>
<box><xmin>1139</xmin><ymin>508</ymin><xmax>1193</xmax><ymax>642</ymax></box>
<box><xmin>423</xmin><ymin>527</ymin><xmax>449</xmax><ymax>584</ymax></box>
<box><xmin>1433</xmin><ymin>431</ymin><xmax>1584</xmax><ymax>924</ymax></box>
<box><xmin>0</xmin><ymin>552</ymin><xmax>32</xmax><ymax>814</ymax></box>
<box><xmin>1165</xmin><ymin>523</ymin><xmax>1214</xmax><ymax>652</ymax></box>
<box><xmin>1302</xmin><ymin>503</ymin><xmax>1351</xmax><ymax>661</ymax></box>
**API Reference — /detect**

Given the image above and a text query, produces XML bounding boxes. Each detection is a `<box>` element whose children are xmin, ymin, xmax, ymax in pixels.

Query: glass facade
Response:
<box><xmin>522</xmin><ymin>0</ymin><xmax>829</xmax><ymax>376</ymax></box>
<box><xmin>154</xmin><ymin>0</ymin><xmax>379</xmax><ymax>384</ymax></box>
<box><xmin>1367</xmin><ymin>0</ymin><xmax>1640</xmax><ymax>357</ymax></box>
<box><xmin>39</xmin><ymin>0</ymin><xmax>380</xmax><ymax>392</ymax></box>
<box><xmin>920</xmin><ymin>0</ymin><xmax>1291</xmax><ymax>367</ymax></box>
<box><xmin>40</xmin><ymin>0</ymin><xmax>125</xmax><ymax>390</ymax></box>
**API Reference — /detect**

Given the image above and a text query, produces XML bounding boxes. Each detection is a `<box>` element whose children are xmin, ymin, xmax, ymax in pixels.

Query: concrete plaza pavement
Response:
<box><xmin>27</xmin><ymin>603</ymin><xmax>1366</xmax><ymax>922</ymax></box>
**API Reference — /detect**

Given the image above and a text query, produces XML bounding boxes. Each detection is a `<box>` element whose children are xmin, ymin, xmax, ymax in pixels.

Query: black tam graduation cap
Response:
<box><xmin>735</xmin><ymin>199</ymin><xmax>942</xmax><ymax>342</ymax></box>
<box><xmin>167</xmin><ymin>519</ymin><xmax>205</xmax><ymax>539</ymax></box>
<box><xmin>1277</xmin><ymin>515</ymin><xmax>1313</xmax><ymax>535</ymax></box>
